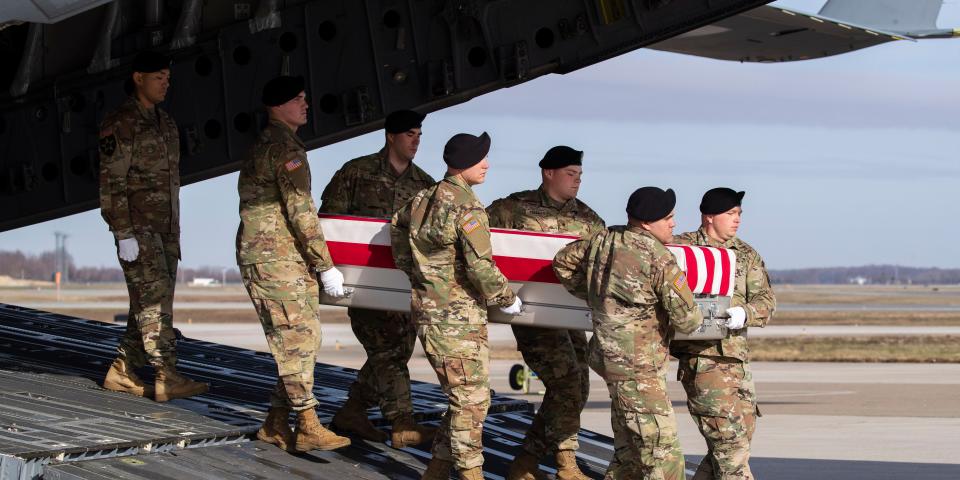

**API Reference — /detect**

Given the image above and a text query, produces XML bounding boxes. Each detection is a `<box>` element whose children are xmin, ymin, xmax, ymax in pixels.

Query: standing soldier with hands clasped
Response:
<box><xmin>553</xmin><ymin>187</ymin><xmax>703</xmax><ymax>480</ymax></box>
<box><xmin>99</xmin><ymin>51</ymin><xmax>208</xmax><ymax>402</ymax></box>
<box><xmin>391</xmin><ymin>132</ymin><xmax>523</xmax><ymax>480</ymax></box>
<box><xmin>486</xmin><ymin>146</ymin><xmax>605</xmax><ymax>480</ymax></box>
<box><xmin>671</xmin><ymin>187</ymin><xmax>776</xmax><ymax>480</ymax></box>
<box><xmin>320</xmin><ymin>110</ymin><xmax>436</xmax><ymax>447</ymax></box>
<box><xmin>236</xmin><ymin>75</ymin><xmax>350</xmax><ymax>453</ymax></box>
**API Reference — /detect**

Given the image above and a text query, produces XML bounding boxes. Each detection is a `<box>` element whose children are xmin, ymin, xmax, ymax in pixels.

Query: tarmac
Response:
<box><xmin>176</xmin><ymin>322</ymin><xmax>960</xmax><ymax>480</ymax></box>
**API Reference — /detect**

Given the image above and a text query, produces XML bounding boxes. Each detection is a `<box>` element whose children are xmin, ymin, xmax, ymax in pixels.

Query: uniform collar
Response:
<box><xmin>126</xmin><ymin>96</ymin><xmax>159</xmax><ymax>121</ymax></box>
<box><xmin>378</xmin><ymin>148</ymin><xmax>428</xmax><ymax>182</ymax></box>
<box><xmin>268</xmin><ymin>119</ymin><xmax>305</xmax><ymax>148</ymax></box>
<box><xmin>537</xmin><ymin>185</ymin><xmax>577</xmax><ymax>212</ymax></box>
<box><xmin>625</xmin><ymin>226</ymin><xmax>658</xmax><ymax>244</ymax></box>
<box><xmin>696</xmin><ymin>227</ymin><xmax>738</xmax><ymax>249</ymax></box>
<box><xmin>444</xmin><ymin>173</ymin><xmax>473</xmax><ymax>193</ymax></box>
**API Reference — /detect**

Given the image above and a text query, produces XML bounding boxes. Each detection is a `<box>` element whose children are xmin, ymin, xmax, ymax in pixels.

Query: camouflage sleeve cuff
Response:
<box><xmin>495</xmin><ymin>288</ymin><xmax>517</xmax><ymax>308</ymax></box>
<box><xmin>112</xmin><ymin>229</ymin><xmax>135</xmax><ymax>241</ymax></box>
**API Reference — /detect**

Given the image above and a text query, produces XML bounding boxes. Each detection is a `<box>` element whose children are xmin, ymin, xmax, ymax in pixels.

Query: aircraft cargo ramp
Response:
<box><xmin>0</xmin><ymin>304</ymin><xmax>618</xmax><ymax>479</ymax></box>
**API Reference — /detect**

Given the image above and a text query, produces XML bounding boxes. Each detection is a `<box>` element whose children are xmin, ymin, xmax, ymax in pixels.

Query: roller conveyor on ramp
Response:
<box><xmin>0</xmin><ymin>304</ymin><xmax>620</xmax><ymax>479</ymax></box>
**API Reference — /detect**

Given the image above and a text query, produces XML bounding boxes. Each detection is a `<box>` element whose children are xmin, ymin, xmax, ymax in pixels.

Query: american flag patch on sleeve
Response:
<box><xmin>673</xmin><ymin>272</ymin><xmax>687</xmax><ymax>291</ymax></box>
<box><xmin>285</xmin><ymin>158</ymin><xmax>303</xmax><ymax>171</ymax></box>
<box><xmin>462</xmin><ymin>212</ymin><xmax>481</xmax><ymax>234</ymax></box>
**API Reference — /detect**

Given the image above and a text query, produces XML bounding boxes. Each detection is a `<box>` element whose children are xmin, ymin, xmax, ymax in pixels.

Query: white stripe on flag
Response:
<box><xmin>667</xmin><ymin>246</ymin><xmax>687</xmax><ymax>272</ymax></box>
<box><xmin>490</xmin><ymin>230</ymin><xmax>577</xmax><ymax>260</ymax></box>
<box><xmin>707</xmin><ymin>247</ymin><xmax>722</xmax><ymax>294</ymax></box>
<box><xmin>692</xmin><ymin>247</ymin><xmax>708</xmax><ymax>293</ymax></box>
<box><xmin>320</xmin><ymin>218</ymin><xmax>390</xmax><ymax>245</ymax></box>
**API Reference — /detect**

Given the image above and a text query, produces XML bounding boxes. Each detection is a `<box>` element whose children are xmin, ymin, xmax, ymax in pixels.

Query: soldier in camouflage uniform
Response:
<box><xmin>671</xmin><ymin>188</ymin><xmax>776</xmax><ymax>480</ymax></box>
<box><xmin>319</xmin><ymin>110</ymin><xmax>436</xmax><ymax>447</ymax></box>
<box><xmin>237</xmin><ymin>76</ymin><xmax>350</xmax><ymax>453</ymax></box>
<box><xmin>486</xmin><ymin>146</ymin><xmax>604</xmax><ymax>480</ymax></box>
<box><xmin>391</xmin><ymin>132</ymin><xmax>522</xmax><ymax>480</ymax></box>
<box><xmin>553</xmin><ymin>187</ymin><xmax>703</xmax><ymax>480</ymax></box>
<box><xmin>99</xmin><ymin>51</ymin><xmax>208</xmax><ymax>402</ymax></box>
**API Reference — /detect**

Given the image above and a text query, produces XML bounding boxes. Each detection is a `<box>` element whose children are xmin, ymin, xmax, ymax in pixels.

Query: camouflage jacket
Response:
<box><xmin>236</xmin><ymin>120</ymin><xmax>333</xmax><ymax>270</ymax></box>
<box><xmin>318</xmin><ymin>149</ymin><xmax>435</xmax><ymax>218</ymax></box>
<box><xmin>486</xmin><ymin>186</ymin><xmax>605</xmax><ymax>237</ymax></box>
<box><xmin>553</xmin><ymin>226</ymin><xmax>702</xmax><ymax>382</ymax></box>
<box><xmin>391</xmin><ymin>174</ymin><xmax>517</xmax><ymax>326</ymax></box>
<box><xmin>670</xmin><ymin>228</ymin><xmax>776</xmax><ymax>361</ymax></box>
<box><xmin>98</xmin><ymin>97</ymin><xmax>180</xmax><ymax>240</ymax></box>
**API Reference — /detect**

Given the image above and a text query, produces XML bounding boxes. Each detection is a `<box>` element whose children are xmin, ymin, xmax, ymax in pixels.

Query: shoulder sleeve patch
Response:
<box><xmin>669</xmin><ymin>267</ymin><xmax>695</xmax><ymax>307</ymax></box>
<box><xmin>99</xmin><ymin>131</ymin><xmax>118</xmax><ymax>157</ymax></box>
<box><xmin>461</xmin><ymin>211</ymin><xmax>481</xmax><ymax>234</ymax></box>
<box><xmin>278</xmin><ymin>150</ymin><xmax>311</xmax><ymax>193</ymax></box>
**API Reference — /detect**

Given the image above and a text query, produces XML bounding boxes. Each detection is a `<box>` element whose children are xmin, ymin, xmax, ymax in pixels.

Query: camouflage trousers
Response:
<box><xmin>605</xmin><ymin>373</ymin><xmax>685</xmax><ymax>480</ymax></box>
<box><xmin>346</xmin><ymin>307</ymin><xmax>416</xmax><ymax>421</ymax></box>
<box><xmin>241</xmin><ymin>261</ymin><xmax>323</xmax><ymax>412</ymax></box>
<box><xmin>512</xmin><ymin>325</ymin><xmax>590</xmax><ymax>457</ymax></box>
<box><xmin>117</xmin><ymin>232</ymin><xmax>179</xmax><ymax>369</ymax></box>
<box><xmin>419</xmin><ymin>323</ymin><xmax>491</xmax><ymax>470</ymax></box>
<box><xmin>677</xmin><ymin>355</ymin><xmax>757</xmax><ymax>480</ymax></box>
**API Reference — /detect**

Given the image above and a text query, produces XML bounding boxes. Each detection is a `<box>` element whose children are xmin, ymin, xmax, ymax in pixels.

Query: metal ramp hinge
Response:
<box><xmin>497</xmin><ymin>41</ymin><xmax>529</xmax><ymax>81</ymax></box>
<box><xmin>341</xmin><ymin>87</ymin><xmax>375</xmax><ymax>126</ymax></box>
<box><xmin>428</xmin><ymin>60</ymin><xmax>455</xmax><ymax>97</ymax></box>
<box><xmin>559</xmin><ymin>14</ymin><xmax>589</xmax><ymax>40</ymax></box>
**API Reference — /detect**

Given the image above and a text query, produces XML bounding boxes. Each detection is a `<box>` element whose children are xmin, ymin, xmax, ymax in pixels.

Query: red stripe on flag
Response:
<box><xmin>718</xmin><ymin>248</ymin><xmax>732</xmax><ymax>296</ymax></box>
<box><xmin>326</xmin><ymin>242</ymin><xmax>560</xmax><ymax>283</ymax></box>
<box><xmin>493</xmin><ymin>255</ymin><xmax>558</xmax><ymax>283</ymax></box>
<box><xmin>702</xmin><ymin>247</ymin><xmax>716</xmax><ymax>294</ymax></box>
<box><xmin>327</xmin><ymin>242</ymin><xmax>397</xmax><ymax>269</ymax></box>
<box><xmin>681</xmin><ymin>246</ymin><xmax>698</xmax><ymax>291</ymax></box>
<box><xmin>318</xmin><ymin>213</ymin><xmax>389</xmax><ymax>223</ymax></box>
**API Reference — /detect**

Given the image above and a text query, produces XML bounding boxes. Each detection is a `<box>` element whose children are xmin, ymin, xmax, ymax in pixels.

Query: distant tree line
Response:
<box><xmin>0</xmin><ymin>250</ymin><xmax>242</xmax><ymax>284</ymax></box>
<box><xmin>769</xmin><ymin>265</ymin><xmax>960</xmax><ymax>285</ymax></box>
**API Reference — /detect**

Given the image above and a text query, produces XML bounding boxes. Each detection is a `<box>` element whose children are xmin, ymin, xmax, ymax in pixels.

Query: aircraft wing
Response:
<box><xmin>648</xmin><ymin>5</ymin><xmax>910</xmax><ymax>62</ymax></box>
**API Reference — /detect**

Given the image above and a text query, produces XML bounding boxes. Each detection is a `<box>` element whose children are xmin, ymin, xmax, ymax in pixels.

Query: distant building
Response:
<box><xmin>189</xmin><ymin>277</ymin><xmax>219</xmax><ymax>287</ymax></box>
<box><xmin>849</xmin><ymin>276</ymin><xmax>868</xmax><ymax>286</ymax></box>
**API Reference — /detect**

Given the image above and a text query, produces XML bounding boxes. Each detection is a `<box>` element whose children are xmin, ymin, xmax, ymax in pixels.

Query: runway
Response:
<box><xmin>177</xmin><ymin>322</ymin><xmax>960</xmax><ymax>480</ymax></box>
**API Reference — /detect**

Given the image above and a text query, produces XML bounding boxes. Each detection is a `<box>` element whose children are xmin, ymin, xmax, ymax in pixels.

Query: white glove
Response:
<box><xmin>319</xmin><ymin>267</ymin><xmax>346</xmax><ymax>298</ymax></box>
<box><xmin>725</xmin><ymin>306</ymin><xmax>746</xmax><ymax>329</ymax></box>
<box><xmin>118</xmin><ymin>237</ymin><xmax>139</xmax><ymax>262</ymax></box>
<box><xmin>499</xmin><ymin>297</ymin><xmax>523</xmax><ymax>316</ymax></box>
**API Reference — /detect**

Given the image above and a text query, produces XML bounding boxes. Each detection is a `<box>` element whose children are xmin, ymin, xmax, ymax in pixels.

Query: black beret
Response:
<box><xmin>385</xmin><ymin>110</ymin><xmax>425</xmax><ymax>134</ymax></box>
<box><xmin>539</xmin><ymin>145</ymin><xmax>583</xmax><ymax>169</ymax></box>
<box><xmin>132</xmin><ymin>51</ymin><xmax>171</xmax><ymax>73</ymax></box>
<box><xmin>626</xmin><ymin>186</ymin><xmax>676</xmax><ymax>222</ymax></box>
<box><xmin>262</xmin><ymin>75</ymin><xmax>305</xmax><ymax>107</ymax></box>
<box><xmin>444</xmin><ymin>132</ymin><xmax>491</xmax><ymax>169</ymax></box>
<box><xmin>700</xmin><ymin>187</ymin><xmax>745</xmax><ymax>215</ymax></box>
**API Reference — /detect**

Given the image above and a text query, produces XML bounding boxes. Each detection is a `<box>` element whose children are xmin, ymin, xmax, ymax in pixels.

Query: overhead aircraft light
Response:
<box><xmin>865</xmin><ymin>30</ymin><xmax>879</xmax><ymax>36</ymax></box>
<box><xmin>780</xmin><ymin>9</ymin><xmax>796</xmax><ymax>16</ymax></box>
<box><xmin>809</xmin><ymin>16</ymin><xmax>824</xmax><ymax>23</ymax></box>
<box><xmin>838</xmin><ymin>23</ymin><xmax>852</xmax><ymax>30</ymax></box>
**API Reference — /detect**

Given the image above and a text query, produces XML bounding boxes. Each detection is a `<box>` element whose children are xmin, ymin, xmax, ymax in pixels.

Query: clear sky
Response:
<box><xmin>1</xmin><ymin>0</ymin><xmax>957</xmax><ymax>271</ymax></box>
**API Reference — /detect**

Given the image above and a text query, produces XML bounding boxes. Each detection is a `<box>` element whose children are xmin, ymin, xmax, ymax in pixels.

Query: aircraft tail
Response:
<box><xmin>818</xmin><ymin>0</ymin><xmax>943</xmax><ymax>34</ymax></box>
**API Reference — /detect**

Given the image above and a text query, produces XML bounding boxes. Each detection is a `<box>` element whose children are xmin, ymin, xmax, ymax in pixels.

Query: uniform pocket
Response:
<box><xmin>419</xmin><ymin>324</ymin><xmax>486</xmax><ymax>360</ymax></box>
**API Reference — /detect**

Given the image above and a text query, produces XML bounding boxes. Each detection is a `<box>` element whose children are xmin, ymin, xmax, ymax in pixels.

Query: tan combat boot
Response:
<box><xmin>421</xmin><ymin>457</ymin><xmax>454</xmax><ymax>480</ymax></box>
<box><xmin>506</xmin><ymin>451</ymin><xmax>548</xmax><ymax>480</ymax></box>
<box><xmin>103</xmin><ymin>357</ymin><xmax>154</xmax><ymax>398</ymax></box>
<box><xmin>555</xmin><ymin>450</ymin><xmax>590</xmax><ymax>480</ymax></box>
<box><xmin>391</xmin><ymin>415</ymin><xmax>437</xmax><ymax>449</ymax></box>
<box><xmin>331</xmin><ymin>396</ymin><xmax>388</xmax><ymax>442</ymax></box>
<box><xmin>154</xmin><ymin>366</ymin><xmax>209</xmax><ymax>402</ymax></box>
<box><xmin>458</xmin><ymin>466</ymin><xmax>484</xmax><ymax>480</ymax></box>
<box><xmin>294</xmin><ymin>408</ymin><xmax>351</xmax><ymax>452</ymax></box>
<box><xmin>256</xmin><ymin>407</ymin><xmax>294</xmax><ymax>451</ymax></box>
